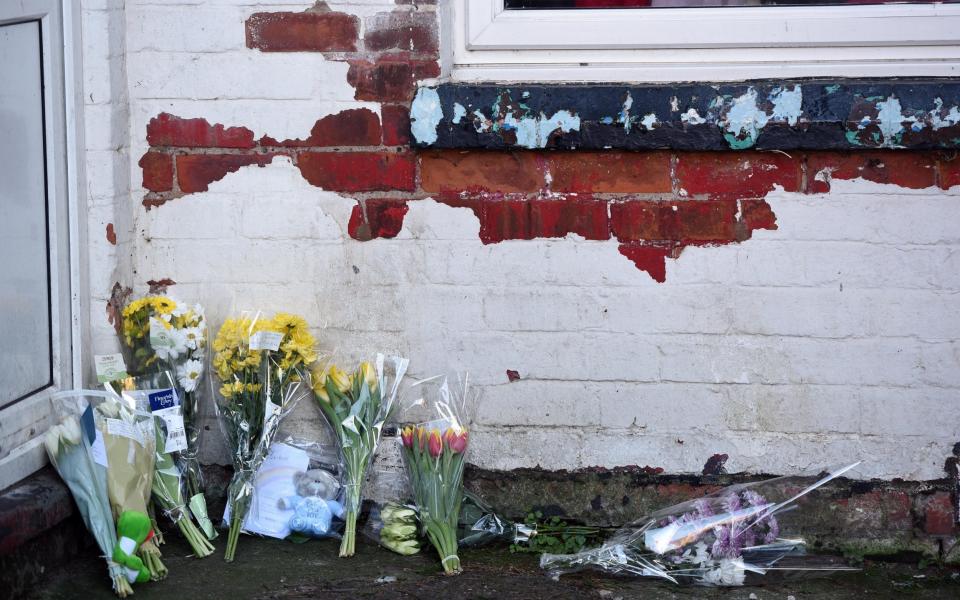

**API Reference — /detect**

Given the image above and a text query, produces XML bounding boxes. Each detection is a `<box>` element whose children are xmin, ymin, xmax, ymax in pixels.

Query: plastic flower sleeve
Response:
<box><xmin>458</xmin><ymin>490</ymin><xmax>535</xmax><ymax>548</ymax></box>
<box><xmin>212</xmin><ymin>310</ymin><xmax>318</xmax><ymax>561</ymax></box>
<box><xmin>117</xmin><ymin>294</ymin><xmax>214</xmax><ymax>539</ymax></box>
<box><xmin>230</xmin><ymin>431</ymin><xmax>346</xmax><ymax>541</ymax></box>
<box><xmin>48</xmin><ymin>391</ymin><xmax>133</xmax><ymax>597</ymax></box>
<box><xmin>398</xmin><ymin>373</ymin><xmax>478</xmax><ymax>575</ymax></box>
<box><xmin>540</xmin><ymin>463</ymin><xmax>862</xmax><ymax>586</ymax></box>
<box><xmin>312</xmin><ymin>353</ymin><xmax>409</xmax><ymax>557</ymax></box>
<box><xmin>111</xmin><ymin>372</ymin><xmax>214</xmax><ymax>558</ymax></box>
<box><xmin>364</xmin><ymin>501</ymin><xmax>422</xmax><ymax>555</ymax></box>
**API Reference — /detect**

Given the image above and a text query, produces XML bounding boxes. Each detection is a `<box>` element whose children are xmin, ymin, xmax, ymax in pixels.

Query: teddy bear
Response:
<box><xmin>277</xmin><ymin>468</ymin><xmax>344</xmax><ymax>538</ymax></box>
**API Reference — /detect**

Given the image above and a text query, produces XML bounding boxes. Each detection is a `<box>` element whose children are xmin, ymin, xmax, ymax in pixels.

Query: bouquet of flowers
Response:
<box><xmin>92</xmin><ymin>390</ymin><xmax>169</xmax><ymax>580</ymax></box>
<box><xmin>113</xmin><ymin>374</ymin><xmax>215</xmax><ymax>558</ymax></box>
<box><xmin>47</xmin><ymin>391</ymin><xmax>133</xmax><ymax>597</ymax></box>
<box><xmin>212</xmin><ymin>311</ymin><xmax>317</xmax><ymax>561</ymax></box>
<box><xmin>399</xmin><ymin>374</ymin><xmax>475</xmax><ymax>574</ymax></box>
<box><xmin>540</xmin><ymin>463</ymin><xmax>861</xmax><ymax>586</ymax></box>
<box><xmin>119</xmin><ymin>294</ymin><xmax>214</xmax><ymax>539</ymax></box>
<box><xmin>312</xmin><ymin>354</ymin><xmax>408</xmax><ymax>557</ymax></box>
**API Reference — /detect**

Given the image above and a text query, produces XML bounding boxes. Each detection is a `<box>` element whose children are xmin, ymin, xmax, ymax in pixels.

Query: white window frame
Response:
<box><xmin>450</xmin><ymin>0</ymin><xmax>960</xmax><ymax>81</ymax></box>
<box><xmin>0</xmin><ymin>0</ymin><xmax>84</xmax><ymax>492</ymax></box>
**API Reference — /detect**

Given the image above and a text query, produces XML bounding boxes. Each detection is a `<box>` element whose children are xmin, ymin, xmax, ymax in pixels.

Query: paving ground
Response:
<box><xmin>28</xmin><ymin>533</ymin><xmax>960</xmax><ymax>600</ymax></box>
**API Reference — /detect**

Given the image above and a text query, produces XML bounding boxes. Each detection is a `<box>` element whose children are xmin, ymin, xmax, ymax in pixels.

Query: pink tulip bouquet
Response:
<box><xmin>400</xmin><ymin>374</ymin><xmax>476</xmax><ymax>575</ymax></box>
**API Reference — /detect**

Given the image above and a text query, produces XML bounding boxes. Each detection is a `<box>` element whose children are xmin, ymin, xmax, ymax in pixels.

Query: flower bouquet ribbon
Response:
<box><xmin>312</xmin><ymin>354</ymin><xmax>409</xmax><ymax>557</ymax></box>
<box><xmin>213</xmin><ymin>311</ymin><xmax>317</xmax><ymax>561</ymax></box>
<box><xmin>119</xmin><ymin>295</ymin><xmax>215</xmax><ymax>540</ymax></box>
<box><xmin>399</xmin><ymin>374</ymin><xmax>476</xmax><ymax>575</ymax></box>
<box><xmin>541</xmin><ymin>463</ymin><xmax>863</xmax><ymax>586</ymax></box>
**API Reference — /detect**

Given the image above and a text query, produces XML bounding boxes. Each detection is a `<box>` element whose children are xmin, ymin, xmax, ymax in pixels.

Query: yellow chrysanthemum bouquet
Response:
<box><xmin>212</xmin><ymin>311</ymin><xmax>317</xmax><ymax>561</ymax></box>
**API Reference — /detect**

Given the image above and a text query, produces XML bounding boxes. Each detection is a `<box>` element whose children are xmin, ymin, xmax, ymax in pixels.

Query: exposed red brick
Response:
<box><xmin>147</xmin><ymin>113</ymin><xmax>256</xmax><ymax>149</ymax></box>
<box><xmin>364</xmin><ymin>10</ymin><xmax>438</xmax><ymax>55</ymax></box>
<box><xmin>176</xmin><ymin>154</ymin><xmax>274</xmax><ymax>194</ymax></box>
<box><xmin>838</xmin><ymin>490</ymin><xmax>913</xmax><ymax>532</ymax></box>
<box><xmin>675</xmin><ymin>152</ymin><xmax>802</xmax><ymax>197</ymax></box>
<box><xmin>382</xmin><ymin>105</ymin><xmax>411</xmax><ymax>146</ymax></box>
<box><xmin>347</xmin><ymin>56</ymin><xmax>439</xmax><ymax>102</ymax></box>
<box><xmin>139</xmin><ymin>151</ymin><xmax>173</xmax><ymax>192</ymax></box>
<box><xmin>147</xmin><ymin>278</ymin><xmax>176</xmax><ymax>294</ymax></box>
<box><xmin>105</xmin><ymin>223</ymin><xmax>117</xmax><ymax>246</ymax></box>
<box><xmin>259</xmin><ymin>109</ymin><xmax>381</xmax><ymax>147</ymax></box>
<box><xmin>617</xmin><ymin>244</ymin><xmax>678</xmax><ymax>283</ymax></box>
<box><xmin>347</xmin><ymin>199</ymin><xmax>409</xmax><ymax>241</ymax></box>
<box><xmin>530</xmin><ymin>197</ymin><xmax>609</xmax><ymax>241</ymax></box>
<box><xmin>420</xmin><ymin>151</ymin><xmax>543</xmax><ymax>194</ymax></box>
<box><xmin>297</xmin><ymin>151</ymin><xmax>416</xmax><ymax>192</ymax></box>
<box><xmin>939</xmin><ymin>154</ymin><xmax>960</xmax><ymax>190</ymax></box>
<box><xmin>611</xmin><ymin>200</ymin><xmax>738</xmax><ymax>244</ymax></box>
<box><xmin>738</xmin><ymin>198</ymin><xmax>778</xmax><ymax>233</ymax></box>
<box><xmin>922</xmin><ymin>492</ymin><xmax>957</xmax><ymax>536</ymax></box>
<box><xmin>246</xmin><ymin>11</ymin><xmax>358</xmax><ymax>52</ymax></box>
<box><xmin>506</xmin><ymin>369</ymin><xmax>521</xmax><ymax>382</ymax></box>
<box><xmin>807</xmin><ymin>151</ymin><xmax>937</xmax><ymax>193</ymax></box>
<box><xmin>546</xmin><ymin>152</ymin><xmax>672</xmax><ymax>193</ymax></box>
<box><xmin>480</xmin><ymin>200</ymin><xmax>532</xmax><ymax>244</ymax></box>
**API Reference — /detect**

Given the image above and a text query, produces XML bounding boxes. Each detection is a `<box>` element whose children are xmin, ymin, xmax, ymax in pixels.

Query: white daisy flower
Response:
<box><xmin>181</xmin><ymin>326</ymin><xmax>204</xmax><ymax>350</ymax></box>
<box><xmin>178</xmin><ymin>359</ymin><xmax>204</xmax><ymax>393</ymax></box>
<box><xmin>155</xmin><ymin>327</ymin><xmax>188</xmax><ymax>361</ymax></box>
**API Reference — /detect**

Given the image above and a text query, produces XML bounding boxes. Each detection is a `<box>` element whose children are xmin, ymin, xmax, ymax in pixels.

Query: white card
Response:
<box><xmin>249</xmin><ymin>331</ymin><xmax>283</xmax><ymax>351</ymax></box>
<box><xmin>106</xmin><ymin>418</ymin><xmax>144</xmax><ymax>446</ymax></box>
<box><xmin>148</xmin><ymin>388</ymin><xmax>187</xmax><ymax>454</ymax></box>
<box><xmin>90</xmin><ymin>430</ymin><xmax>108</xmax><ymax>467</ymax></box>
<box><xmin>224</xmin><ymin>442</ymin><xmax>310</xmax><ymax>539</ymax></box>
<box><xmin>94</xmin><ymin>354</ymin><xmax>128</xmax><ymax>383</ymax></box>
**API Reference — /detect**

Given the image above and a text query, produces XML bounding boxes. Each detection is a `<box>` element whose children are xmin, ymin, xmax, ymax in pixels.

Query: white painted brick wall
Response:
<box><xmin>76</xmin><ymin>0</ymin><xmax>960</xmax><ymax>483</ymax></box>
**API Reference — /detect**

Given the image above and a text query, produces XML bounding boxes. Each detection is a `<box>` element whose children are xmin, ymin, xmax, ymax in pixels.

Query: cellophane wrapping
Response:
<box><xmin>212</xmin><ymin>310</ymin><xmax>317</xmax><ymax>561</ymax></box>
<box><xmin>541</xmin><ymin>463</ymin><xmax>862</xmax><ymax>586</ymax></box>
<box><xmin>398</xmin><ymin>373</ymin><xmax>477</xmax><ymax>575</ymax></box>
<box><xmin>312</xmin><ymin>354</ymin><xmax>409</xmax><ymax>557</ymax></box>
<box><xmin>118</xmin><ymin>295</ymin><xmax>214</xmax><ymax>539</ymax></box>
<box><xmin>48</xmin><ymin>390</ymin><xmax>133</xmax><ymax>597</ymax></box>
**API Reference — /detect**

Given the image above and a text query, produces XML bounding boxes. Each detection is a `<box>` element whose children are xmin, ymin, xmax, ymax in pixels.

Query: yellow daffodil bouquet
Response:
<box><xmin>312</xmin><ymin>354</ymin><xmax>409</xmax><ymax>557</ymax></box>
<box><xmin>118</xmin><ymin>295</ymin><xmax>215</xmax><ymax>540</ymax></box>
<box><xmin>212</xmin><ymin>311</ymin><xmax>317</xmax><ymax>562</ymax></box>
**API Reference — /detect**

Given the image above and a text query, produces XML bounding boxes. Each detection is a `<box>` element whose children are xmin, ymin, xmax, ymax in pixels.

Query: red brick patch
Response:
<box><xmin>382</xmin><ymin>105</ymin><xmax>411</xmax><ymax>146</ymax></box>
<box><xmin>348</xmin><ymin>199</ymin><xmax>410</xmax><ymax>241</ymax></box>
<box><xmin>807</xmin><ymin>151</ymin><xmax>936</xmax><ymax>193</ymax></box>
<box><xmin>675</xmin><ymin>151</ymin><xmax>802</xmax><ymax>197</ymax></box>
<box><xmin>259</xmin><ymin>109</ymin><xmax>381</xmax><ymax>147</ymax></box>
<box><xmin>297</xmin><ymin>151</ymin><xmax>416</xmax><ymax>192</ymax></box>
<box><xmin>139</xmin><ymin>151</ymin><xmax>173</xmax><ymax>192</ymax></box>
<box><xmin>530</xmin><ymin>197</ymin><xmax>610</xmax><ymax>241</ymax></box>
<box><xmin>546</xmin><ymin>152</ymin><xmax>672</xmax><ymax>193</ymax></box>
<box><xmin>147</xmin><ymin>113</ymin><xmax>256</xmax><ymax>149</ymax></box>
<box><xmin>347</xmin><ymin>56</ymin><xmax>439</xmax><ymax>102</ymax></box>
<box><xmin>176</xmin><ymin>154</ymin><xmax>275</xmax><ymax>194</ymax></box>
<box><xmin>364</xmin><ymin>10</ymin><xmax>438</xmax><ymax>54</ymax></box>
<box><xmin>246</xmin><ymin>11</ymin><xmax>359</xmax><ymax>52</ymax></box>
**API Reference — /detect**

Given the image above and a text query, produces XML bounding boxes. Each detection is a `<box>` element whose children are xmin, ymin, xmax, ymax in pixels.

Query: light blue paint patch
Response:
<box><xmin>911</xmin><ymin>121</ymin><xmax>924</xmax><ymax>132</ymax></box>
<box><xmin>930</xmin><ymin>98</ymin><xmax>960</xmax><ymax>130</ymax></box>
<box><xmin>770</xmin><ymin>85</ymin><xmax>802</xmax><ymax>126</ymax></box>
<box><xmin>825</xmin><ymin>84</ymin><xmax>841</xmax><ymax>94</ymax></box>
<box><xmin>514</xmin><ymin>110</ymin><xmax>581</xmax><ymax>149</ymax></box>
<box><xmin>618</xmin><ymin>91</ymin><xmax>634</xmax><ymax>133</ymax></box>
<box><xmin>875</xmin><ymin>96</ymin><xmax>905</xmax><ymax>147</ymax></box>
<box><xmin>720</xmin><ymin>87</ymin><xmax>768</xmax><ymax>149</ymax></box>
<box><xmin>601</xmin><ymin>116</ymin><xmax>614</xmax><ymax>125</ymax></box>
<box><xmin>640</xmin><ymin>113</ymin><xmax>658</xmax><ymax>130</ymax></box>
<box><xmin>452</xmin><ymin>103</ymin><xmax>466</xmax><ymax>125</ymax></box>
<box><xmin>410</xmin><ymin>87</ymin><xmax>442</xmax><ymax>145</ymax></box>
<box><xmin>473</xmin><ymin>110</ymin><xmax>491</xmax><ymax>133</ymax></box>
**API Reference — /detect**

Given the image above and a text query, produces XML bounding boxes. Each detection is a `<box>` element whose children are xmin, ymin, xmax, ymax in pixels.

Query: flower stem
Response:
<box><xmin>224</xmin><ymin>514</ymin><xmax>242</xmax><ymax>562</ymax></box>
<box><xmin>339</xmin><ymin>511</ymin><xmax>357</xmax><ymax>557</ymax></box>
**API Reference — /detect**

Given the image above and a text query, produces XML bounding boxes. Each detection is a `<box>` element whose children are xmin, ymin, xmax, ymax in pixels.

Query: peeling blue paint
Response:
<box><xmin>416</xmin><ymin>81</ymin><xmax>960</xmax><ymax>150</ymax></box>
<box><xmin>452</xmin><ymin>102</ymin><xmax>466</xmax><ymax>125</ymax></box>
<box><xmin>410</xmin><ymin>87</ymin><xmax>442</xmax><ymax>145</ymax></box>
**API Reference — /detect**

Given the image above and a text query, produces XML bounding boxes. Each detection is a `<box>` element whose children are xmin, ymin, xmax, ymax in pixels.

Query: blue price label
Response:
<box><xmin>148</xmin><ymin>388</ymin><xmax>178</xmax><ymax>412</ymax></box>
